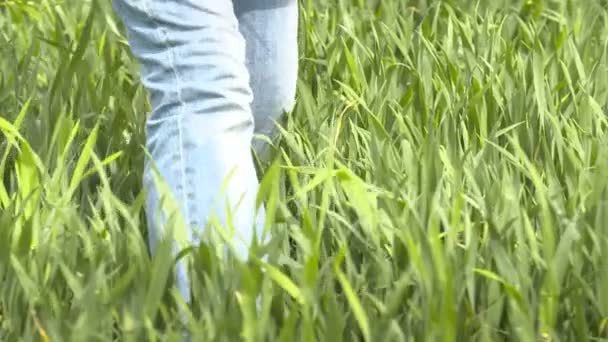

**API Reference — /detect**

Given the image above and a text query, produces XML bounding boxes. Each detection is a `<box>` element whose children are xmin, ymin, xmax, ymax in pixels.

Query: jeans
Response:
<box><xmin>112</xmin><ymin>0</ymin><xmax>298</xmax><ymax>302</ymax></box>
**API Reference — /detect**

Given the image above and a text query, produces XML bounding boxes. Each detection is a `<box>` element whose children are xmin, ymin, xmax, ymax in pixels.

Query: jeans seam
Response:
<box><xmin>144</xmin><ymin>0</ymin><xmax>194</xmax><ymax>231</ymax></box>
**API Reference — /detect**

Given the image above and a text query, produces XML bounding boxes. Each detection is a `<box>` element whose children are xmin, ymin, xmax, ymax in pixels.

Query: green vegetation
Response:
<box><xmin>1</xmin><ymin>0</ymin><xmax>607</xmax><ymax>340</ymax></box>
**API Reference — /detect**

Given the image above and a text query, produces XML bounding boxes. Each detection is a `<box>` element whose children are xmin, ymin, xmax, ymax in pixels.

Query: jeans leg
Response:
<box><xmin>113</xmin><ymin>0</ymin><xmax>265</xmax><ymax>303</ymax></box>
<box><xmin>234</xmin><ymin>0</ymin><xmax>299</xmax><ymax>161</ymax></box>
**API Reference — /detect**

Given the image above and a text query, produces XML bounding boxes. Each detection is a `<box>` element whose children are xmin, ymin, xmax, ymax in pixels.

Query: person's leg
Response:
<box><xmin>233</xmin><ymin>0</ymin><xmax>299</xmax><ymax>162</ymax></box>
<box><xmin>113</xmin><ymin>0</ymin><xmax>265</xmax><ymax>302</ymax></box>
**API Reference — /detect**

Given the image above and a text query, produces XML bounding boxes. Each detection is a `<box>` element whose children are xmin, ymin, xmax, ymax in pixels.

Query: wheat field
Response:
<box><xmin>1</xmin><ymin>0</ymin><xmax>608</xmax><ymax>341</ymax></box>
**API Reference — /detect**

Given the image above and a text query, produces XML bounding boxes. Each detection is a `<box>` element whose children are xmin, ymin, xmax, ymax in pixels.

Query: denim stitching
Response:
<box><xmin>140</xmin><ymin>0</ymin><xmax>195</xmax><ymax>308</ymax></box>
<box><xmin>143</xmin><ymin>0</ymin><xmax>194</xmax><ymax>232</ymax></box>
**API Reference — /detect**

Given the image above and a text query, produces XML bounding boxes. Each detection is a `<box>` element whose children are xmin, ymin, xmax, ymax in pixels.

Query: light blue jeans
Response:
<box><xmin>113</xmin><ymin>0</ymin><xmax>298</xmax><ymax>302</ymax></box>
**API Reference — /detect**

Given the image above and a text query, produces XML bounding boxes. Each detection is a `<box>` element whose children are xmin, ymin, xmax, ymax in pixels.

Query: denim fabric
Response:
<box><xmin>113</xmin><ymin>0</ymin><xmax>298</xmax><ymax>302</ymax></box>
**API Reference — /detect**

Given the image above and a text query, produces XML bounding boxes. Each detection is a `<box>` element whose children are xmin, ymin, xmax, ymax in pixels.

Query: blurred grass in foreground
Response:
<box><xmin>1</xmin><ymin>0</ymin><xmax>608</xmax><ymax>340</ymax></box>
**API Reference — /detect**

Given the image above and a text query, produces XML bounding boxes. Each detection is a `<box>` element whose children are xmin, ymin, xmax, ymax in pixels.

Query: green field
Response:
<box><xmin>1</xmin><ymin>0</ymin><xmax>608</xmax><ymax>340</ymax></box>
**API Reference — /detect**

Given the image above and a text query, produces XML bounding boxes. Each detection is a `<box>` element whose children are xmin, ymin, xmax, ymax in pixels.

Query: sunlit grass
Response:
<box><xmin>1</xmin><ymin>0</ymin><xmax>607</xmax><ymax>340</ymax></box>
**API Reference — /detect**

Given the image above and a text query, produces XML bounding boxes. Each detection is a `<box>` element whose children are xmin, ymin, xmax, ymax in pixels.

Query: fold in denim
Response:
<box><xmin>113</xmin><ymin>0</ymin><xmax>298</xmax><ymax>303</ymax></box>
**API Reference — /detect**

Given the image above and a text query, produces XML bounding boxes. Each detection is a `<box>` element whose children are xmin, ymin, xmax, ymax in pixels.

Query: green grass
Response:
<box><xmin>1</xmin><ymin>0</ymin><xmax>608</xmax><ymax>340</ymax></box>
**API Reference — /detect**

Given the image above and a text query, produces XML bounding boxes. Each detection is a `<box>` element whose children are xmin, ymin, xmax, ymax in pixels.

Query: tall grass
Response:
<box><xmin>1</xmin><ymin>0</ymin><xmax>607</xmax><ymax>340</ymax></box>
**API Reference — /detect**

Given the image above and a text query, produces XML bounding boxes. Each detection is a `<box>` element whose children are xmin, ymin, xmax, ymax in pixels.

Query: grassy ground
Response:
<box><xmin>1</xmin><ymin>0</ymin><xmax>608</xmax><ymax>340</ymax></box>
